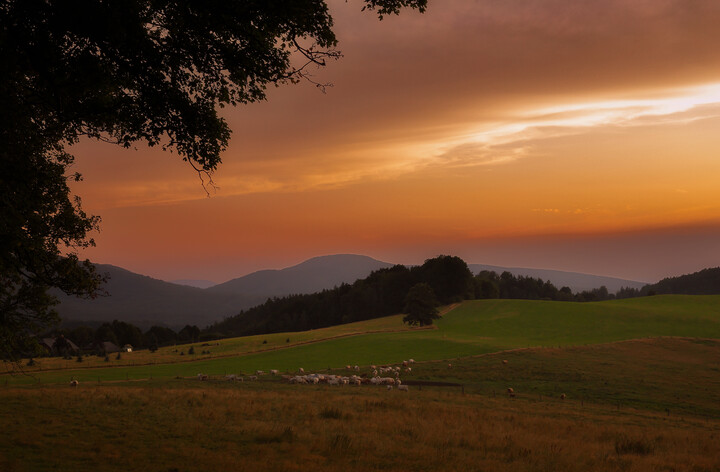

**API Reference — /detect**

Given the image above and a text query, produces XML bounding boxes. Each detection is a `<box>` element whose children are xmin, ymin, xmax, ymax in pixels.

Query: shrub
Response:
<box><xmin>76</xmin><ymin>355</ymin><xmax>83</xmax><ymax>363</ymax></box>
<box><xmin>188</xmin><ymin>346</ymin><xmax>195</xmax><ymax>355</ymax></box>
<box><xmin>27</xmin><ymin>358</ymin><xmax>35</xmax><ymax>366</ymax></box>
<box><xmin>116</xmin><ymin>352</ymin><xmax>121</xmax><ymax>360</ymax></box>
<box><xmin>104</xmin><ymin>355</ymin><xmax>109</xmax><ymax>362</ymax></box>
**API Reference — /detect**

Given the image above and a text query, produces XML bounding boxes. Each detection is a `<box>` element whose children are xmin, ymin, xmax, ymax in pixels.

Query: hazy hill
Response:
<box><xmin>207</xmin><ymin>254</ymin><xmax>393</xmax><ymax>297</ymax></box>
<box><xmin>468</xmin><ymin>264</ymin><xmax>647</xmax><ymax>293</ymax></box>
<box><xmin>54</xmin><ymin>264</ymin><xmax>264</xmax><ymax>330</ymax></box>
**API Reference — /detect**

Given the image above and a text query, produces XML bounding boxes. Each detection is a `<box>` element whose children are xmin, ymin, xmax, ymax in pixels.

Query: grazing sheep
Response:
<box><xmin>372</xmin><ymin>369</ymin><xmax>378</xmax><ymax>377</ymax></box>
<box><xmin>370</xmin><ymin>365</ymin><xmax>377</xmax><ymax>370</ymax></box>
<box><xmin>248</xmin><ymin>375</ymin><xmax>258</xmax><ymax>381</ymax></box>
<box><xmin>255</xmin><ymin>370</ymin><xmax>265</xmax><ymax>376</ymax></box>
<box><xmin>270</xmin><ymin>369</ymin><xmax>279</xmax><ymax>375</ymax></box>
<box><xmin>70</xmin><ymin>380</ymin><xmax>78</xmax><ymax>387</ymax></box>
<box><xmin>404</xmin><ymin>367</ymin><xmax>412</xmax><ymax>374</ymax></box>
<box><xmin>354</xmin><ymin>365</ymin><xmax>360</xmax><ymax>371</ymax></box>
<box><xmin>560</xmin><ymin>394</ymin><xmax>566</xmax><ymax>400</ymax></box>
<box><xmin>402</xmin><ymin>360</ymin><xmax>409</xmax><ymax>367</ymax></box>
<box><xmin>397</xmin><ymin>385</ymin><xmax>409</xmax><ymax>392</ymax></box>
<box><xmin>298</xmin><ymin>367</ymin><xmax>305</xmax><ymax>374</ymax></box>
<box><xmin>502</xmin><ymin>359</ymin><xmax>508</xmax><ymax>364</ymax></box>
<box><xmin>395</xmin><ymin>379</ymin><xmax>402</xmax><ymax>386</ymax></box>
<box><xmin>387</xmin><ymin>385</ymin><xmax>393</xmax><ymax>391</ymax></box>
<box><xmin>408</xmin><ymin>359</ymin><xmax>415</xmax><ymax>364</ymax></box>
<box><xmin>225</xmin><ymin>374</ymin><xmax>237</xmax><ymax>381</ymax></box>
<box><xmin>346</xmin><ymin>365</ymin><xmax>352</xmax><ymax>370</ymax></box>
<box><xmin>197</xmin><ymin>373</ymin><xmax>209</xmax><ymax>381</ymax></box>
<box><xmin>507</xmin><ymin>387</ymin><xmax>515</xmax><ymax>397</ymax></box>
<box><xmin>341</xmin><ymin>379</ymin><xmax>349</xmax><ymax>386</ymax></box>
<box><xmin>448</xmin><ymin>363</ymin><xmax>452</xmax><ymax>369</ymax></box>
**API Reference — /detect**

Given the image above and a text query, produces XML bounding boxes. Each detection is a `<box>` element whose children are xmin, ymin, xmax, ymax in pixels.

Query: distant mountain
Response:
<box><xmin>467</xmin><ymin>264</ymin><xmax>647</xmax><ymax>293</ymax></box>
<box><xmin>170</xmin><ymin>279</ymin><xmax>217</xmax><ymax>289</ymax></box>
<box><xmin>207</xmin><ymin>254</ymin><xmax>393</xmax><ymax>298</ymax></box>
<box><xmin>643</xmin><ymin>267</ymin><xmax>720</xmax><ymax>295</ymax></box>
<box><xmin>54</xmin><ymin>264</ymin><xmax>264</xmax><ymax>330</ymax></box>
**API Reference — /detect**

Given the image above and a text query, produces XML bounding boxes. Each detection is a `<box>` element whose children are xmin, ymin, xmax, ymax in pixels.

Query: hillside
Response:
<box><xmin>16</xmin><ymin>295</ymin><xmax>720</xmax><ymax>385</ymax></box>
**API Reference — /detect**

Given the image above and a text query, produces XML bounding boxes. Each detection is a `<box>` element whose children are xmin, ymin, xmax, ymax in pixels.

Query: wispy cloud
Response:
<box><xmin>432</xmin><ymin>83</ymin><xmax>720</xmax><ymax>170</ymax></box>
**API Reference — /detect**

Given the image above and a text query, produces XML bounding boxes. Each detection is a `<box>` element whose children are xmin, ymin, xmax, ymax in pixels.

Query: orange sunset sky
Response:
<box><xmin>71</xmin><ymin>0</ymin><xmax>720</xmax><ymax>284</ymax></box>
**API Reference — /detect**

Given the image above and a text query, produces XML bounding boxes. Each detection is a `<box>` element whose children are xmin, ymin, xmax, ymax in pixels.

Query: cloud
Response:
<box><xmin>429</xmin><ymin>85</ymin><xmax>720</xmax><ymax>170</ymax></box>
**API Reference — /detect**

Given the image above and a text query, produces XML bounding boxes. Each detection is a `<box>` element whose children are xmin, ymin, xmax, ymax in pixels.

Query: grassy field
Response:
<box><xmin>2</xmin><ymin>372</ymin><xmax>719</xmax><ymax>472</ymax></box>
<box><xmin>3</xmin><ymin>295</ymin><xmax>720</xmax><ymax>471</ymax></box>
<box><xmin>4</xmin><ymin>295</ymin><xmax>719</xmax><ymax>386</ymax></box>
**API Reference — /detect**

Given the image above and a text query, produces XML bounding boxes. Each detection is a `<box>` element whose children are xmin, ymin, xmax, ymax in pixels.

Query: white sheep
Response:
<box><xmin>255</xmin><ymin>370</ymin><xmax>265</xmax><ymax>376</ymax></box>
<box><xmin>70</xmin><ymin>379</ymin><xmax>78</xmax><ymax>387</ymax></box>
<box><xmin>225</xmin><ymin>374</ymin><xmax>237</xmax><ymax>381</ymax></box>
<box><xmin>397</xmin><ymin>385</ymin><xmax>409</xmax><ymax>392</ymax></box>
<box><xmin>270</xmin><ymin>369</ymin><xmax>279</xmax><ymax>375</ymax></box>
<box><xmin>248</xmin><ymin>375</ymin><xmax>258</xmax><ymax>381</ymax></box>
<box><xmin>387</xmin><ymin>385</ymin><xmax>393</xmax><ymax>391</ymax></box>
<box><xmin>298</xmin><ymin>367</ymin><xmax>305</xmax><ymax>374</ymax></box>
<box><xmin>402</xmin><ymin>360</ymin><xmax>409</xmax><ymax>367</ymax></box>
<box><xmin>408</xmin><ymin>359</ymin><xmax>415</xmax><ymax>364</ymax></box>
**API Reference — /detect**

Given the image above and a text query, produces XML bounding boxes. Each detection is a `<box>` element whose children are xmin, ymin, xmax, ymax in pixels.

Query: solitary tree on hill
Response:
<box><xmin>403</xmin><ymin>283</ymin><xmax>440</xmax><ymax>327</ymax></box>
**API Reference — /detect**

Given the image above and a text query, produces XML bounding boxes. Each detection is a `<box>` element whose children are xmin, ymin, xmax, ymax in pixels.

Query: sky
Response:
<box><xmin>71</xmin><ymin>0</ymin><xmax>720</xmax><ymax>284</ymax></box>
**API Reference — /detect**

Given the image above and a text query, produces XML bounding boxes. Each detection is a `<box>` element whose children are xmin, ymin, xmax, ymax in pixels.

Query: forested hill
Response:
<box><xmin>206</xmin><ymin>256</ymin><xmax>475</xmax><ymax>337</ymax></box>
<box><xmin>643</xmin><ymin>267</ymin><xmax>720</xmax><ymax>295</ymax></box>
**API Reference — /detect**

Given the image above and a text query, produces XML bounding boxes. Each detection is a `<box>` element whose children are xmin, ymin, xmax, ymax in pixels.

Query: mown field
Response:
<box><xmin>2</xmin><ymin>295</ymin><xmax>720</xmax><ymax>471</ymax></box>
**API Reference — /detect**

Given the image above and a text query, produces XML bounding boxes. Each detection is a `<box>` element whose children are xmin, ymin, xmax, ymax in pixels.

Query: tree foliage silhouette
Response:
<box><xmin>0</xmin><ymin>0</ymin><xmax>427</xmax><ymax>362</ymax></box>
<box><xmin>403</xmin><ymin>283</ymin><xmax>440</xmax><ymax>327</ymax></box>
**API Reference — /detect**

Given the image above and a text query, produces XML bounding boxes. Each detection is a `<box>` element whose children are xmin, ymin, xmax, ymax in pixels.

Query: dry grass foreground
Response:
<box><xmin>1</xmin><ymin>381</ymin><xmax>719</xmax><ymax>472</ymax></box>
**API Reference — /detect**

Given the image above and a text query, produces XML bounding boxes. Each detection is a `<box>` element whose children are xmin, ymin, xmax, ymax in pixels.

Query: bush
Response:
<box><xmin>27</xmin><ymin>358</ymin><xmax>35</xmax><ymax>366</ymax></box>
<box><xmin>104</xmin><ymin>355</ymin><xmax>109</xmax><ymax>362</ymax></box>
<box><xmin>262</xmin><ymin>340</ymin><xmax>267</xmax><ymax>344</ymax></box>
<box><xmin>188</xmin><ymin>346</ymin><xmax>195</xmax><ymax>355</ymax></box>
<box><xmin>116</xmin><ymin>352</ymin><xmax>121</xmax><ymax>360</ymax></box>
<box><xmin>76</xmin><ymin>355</ymin><xmax>83</xmax><ymax>363</ymax></box>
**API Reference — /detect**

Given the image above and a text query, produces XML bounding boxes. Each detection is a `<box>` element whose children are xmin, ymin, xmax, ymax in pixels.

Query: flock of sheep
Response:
<box><xmin>68</xmin><ymin>357</ymin><xmax>566</xmax><ymax>400</ymax></box>
<box><xmin>197</xmin><ymin>358</ymin><xmax>419</xmax><ymax>392</ymax></box>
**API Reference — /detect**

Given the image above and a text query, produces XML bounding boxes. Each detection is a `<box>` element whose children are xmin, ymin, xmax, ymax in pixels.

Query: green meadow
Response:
<box><xmin>4</xmin><ymin>295</ymin><xmax>720</xmax><ymax>386</ymax></box>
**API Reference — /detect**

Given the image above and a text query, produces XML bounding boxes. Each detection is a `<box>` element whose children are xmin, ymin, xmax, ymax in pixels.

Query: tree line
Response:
<box><xmin>39</xmin><ymin>321</ymin><xmax>201</xmax><ymax>357</ymax></box>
